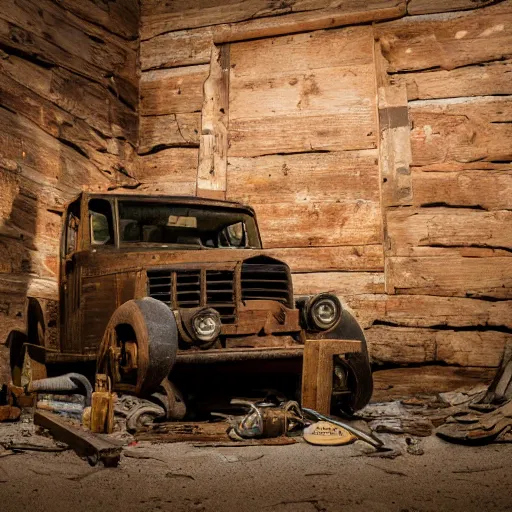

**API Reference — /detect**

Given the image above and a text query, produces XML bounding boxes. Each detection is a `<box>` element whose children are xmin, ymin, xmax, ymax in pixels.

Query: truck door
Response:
<box><xmin>60</xmin><ymin>197</ymin><xmax>82</xmax><ymax>353</ymax></box>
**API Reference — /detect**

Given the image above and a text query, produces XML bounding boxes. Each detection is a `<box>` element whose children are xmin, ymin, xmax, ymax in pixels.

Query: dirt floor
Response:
<box><xmin>0</xmin><ymin>425</ymin><xmax>511</xmax><ymax>512</ymax></box>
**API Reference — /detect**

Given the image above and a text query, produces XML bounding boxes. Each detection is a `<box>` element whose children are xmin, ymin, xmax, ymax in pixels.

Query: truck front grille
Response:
<box><xmin>241</xmin><ymin>261</ymin><xmax>292</xmax><ymax>306</ymax></box>
<box><xmin>147</xmin><ymin>269</ymin><xmax>235</xmax><ymax>324</ymax></box>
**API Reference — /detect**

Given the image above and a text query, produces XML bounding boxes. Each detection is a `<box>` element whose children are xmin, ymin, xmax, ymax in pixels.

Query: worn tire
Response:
<box><xmin>97</xmin><ymin>298</ymin><xmax>178</xmax><ymax>396</ymax></box>
<box><xmin>320</xmin><ymin>307</ymin><xmax>373</xmax><ymax>413</ymax></box>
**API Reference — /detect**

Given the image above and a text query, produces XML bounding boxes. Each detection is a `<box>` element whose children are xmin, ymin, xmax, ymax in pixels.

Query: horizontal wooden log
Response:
<box><xmin>407</xmin><ymin>0</ymin><xmax>497</xmax><ymax>15</ymax></box>
<box><xmin>229</xmin><ymin>113</ymin><xmax>378</xmax><ymax>157</ymax></box>
<box><xmin>387</xmin><ymin>208</ymin><xmax>512</xmax><ymax>254</ymax></box>
<box><xmin>227</xmin><ymin>150</ymin><xmax>379</xmax><ymax>204</ymax></box>
<box><xmin>293</xmin><ymin>272</ymin><xmax>385</xmax><ymax>296</ymax></box>
<box><xmin>0</xmin><ymin>0</ymin><xmax>137</xmax><ymax>89</ymax></box>
<box><xmin>372</xmin><ymin>366</ymin><xmax>495</xmax><ymax>402</ymax></box>
<box><xmin>410</xmin><ymin>96</ymin><xmax>512</xmax><ymax>166</ymax></box>
<box><xmin>52</xmin><ymin>0</ymin><xmax>139</xmax><ymax>40</ymax></box>
<box><xmin>267</xmin><ymin>245</ymin><xmax>384</xmax><ymax>273</ymax></box>
<box><xmin>366</xmin><ymin>326</ymin><xmax>511</xmax><ymax>366</ymax></box>
<box><xmin>0</xmin><ymin>274</ymin><xmax>58</xmax><ymax>300</ymax></box>
<box><xmin>254</xmin><ymin>201</ymin><xmax>383</xmax><ymax>248</ymax></box>
<box><xmin>376</xmin><ymin>1</ymin><xmax>512</xmax><ymax>72</ymax></box>
<box><xmin>141</xmin><ymin>0</ymin><xmax>406</xmax><ymax>41</ymax></box>
<box><xmin>140</xmin><ymin>66</ymin><xmax>209</xmax><ymax>116</ymax></box>
<box><xmin>139</xmin><ymin>114</ymin><xmax>201</xmax><ymax>154</ymax></box>
<box><xmin>410</xmin><ymin>169</ymin><xmax>512</xmax><ymax>211</ymax></box>
<box><xmin>140</xmin><ymin>27</ymin><xmax>213</xmax><ymax>70</ymax></box>
<box><xmin>345</xmin><ymin>294</ymin><xmax>512</xmax><ymax>330</ymax></box>
<box><xmin>386</xmin><ymin>255</ymin><xmax>512</xmax><ymax>298</ymax></box>
<box><xmin>138</xmin><ymin>148</ymin><xmax>199</xmax><ymax>195</ymax></box>
<box><xmin>0</xmin><ymin>51</ymin><xmax>137</xmax><ymax>144</ymax></box>
<box><xmin>398</xmin><ymin>60</ymin><xmax>512</xmax><ymax>101</ymax></box>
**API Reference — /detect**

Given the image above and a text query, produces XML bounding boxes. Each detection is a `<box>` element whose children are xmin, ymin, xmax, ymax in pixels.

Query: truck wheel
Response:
<box><xmin>97</xmin><ymin>298</ymin><xmax>178</xmax><ymax>396</ymax></box>
<box><xmin>320</xmin><ymin>307</ymin><xmax>373</xmax><ymax>414</ymax></box>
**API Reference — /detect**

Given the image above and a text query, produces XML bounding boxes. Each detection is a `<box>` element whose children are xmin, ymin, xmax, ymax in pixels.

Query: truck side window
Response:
<box><xmin>89</xmin><ymin>199</ymin><xmax>114</xmax><ymax>246</ymax></box>
<box><xmin>65</xmin><ymin>199</ymin><xmax>81</xmax><ymax>256</ymax></box>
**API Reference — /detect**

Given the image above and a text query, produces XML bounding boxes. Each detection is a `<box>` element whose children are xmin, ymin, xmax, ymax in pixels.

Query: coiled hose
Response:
<box><xmin>29</xmin><ymin>373</ymin><xmax>93</xmax><ymax>406</ymax></box>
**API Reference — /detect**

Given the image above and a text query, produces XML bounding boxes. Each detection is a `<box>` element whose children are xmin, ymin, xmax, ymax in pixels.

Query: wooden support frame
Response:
<box><xmin>301</xmin><ymin>339</ymin><xmax>362</xmax><ymax>414</ymax></box>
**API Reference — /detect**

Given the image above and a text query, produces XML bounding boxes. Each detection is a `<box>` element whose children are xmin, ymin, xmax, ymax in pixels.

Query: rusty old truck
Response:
<box><xmin>9</xmin><ymin>193</ymin><xmax>373</xmax><ymax>417</ymax></box>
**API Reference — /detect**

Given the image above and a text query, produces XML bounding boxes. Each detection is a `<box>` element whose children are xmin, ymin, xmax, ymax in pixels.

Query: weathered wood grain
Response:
<box><xmin>0</xmin><ymin>0</ymin><xmax>137</xmax><ymax>88</ymax></box>
<box><xmin>227</xmin><ymin>150</ymin><xmax>379</xmax><ymax>204</ymax></box>
<box><xmin>140</xmin><ymin>0</ymin><xmax>406</xmax><ymax>41</ymax></box>
<box><xmin>254</xmin><ymin>201</ymin><xmax>382</xmax><ymax>248</ymax></box>
<box><xmin>141</xmin><ymin>27</ymin><xmax>213</xmax><ymax>70</ymax></box>
<box><xmin>52</xmin><ymin>0</ymin><xmax>139</xmax><ymax>40</ymax></box>
<box><xmin>410</xmin><ymin>169</ymin><xmax>512</xmax><ymax>211</ymax></box>
<box><xmin>0</xmin><ymin>52</ymin><xmax>138</xmax><ymax>143</ymax></box>
<box><xmin>267</xmin><ymin>245</ymin><xmax>384</xmax><ymax>273</ymax></box>
<box><xmin>410</xmin><ymin>97</ymin><xmax>512</xmax><ymax>167</ymax></box>
<box><xmin>386</xmin><ymin>255</ymin><xmax>512</xmax><ymax>298</ymax></box>
<box><xmin>138</xmin><ymin>148</ymin><xmax>199</xmax><ymax>195</ymax></box>
<box><xmin>228</xmin><ymin>26</ymin><xmax>377</xmax><ymax>156</ymax></box>
<box><xmin>372</xmin><ymin>365</ymin><xmax>495</xmax><ymax>402</ymax></box>
<box><xmin>345</xmin><ymin>294</ymin><xmax>512</xmax><ymax>330</ymax></box>
<box><xmin>367</xmin><ymin>326</ymin><xmax>511</xmax><ymax>367</ymax></box>
<box><xmin>197</xmin><ymin>45</ymin><xmax>230</xmax><ymax>196</ymax></box>
<box><xmin>387</xmin><ymin>208</ymin><xmax>512</xmax><ymax>254</ymax></box>
<box><xmin>140</xmin><ymin>65</ymin><xmax>209</xmax><ymax>116</ymax></box>
<box><xmin>376</xmin><ymin>2</ymin><xmax>512</xmax><ymax>72</ymax></box>
<box><xmin>293</xmin><ymin>272</ymin><xmax>385</xmax><ymax>296</ymax></box>
<box><xmin>139</xmin><ymin>114</ymin><xmax>200</xmax><ymax>154</ymax></box>
<box><xmin>407</xmin><ymin>0</ymin><xmax>498</xmax><ymax>15</ymax></box>
<box><xmin>398</xmin><ymin>60</ymin><xmax>512</xmax><ymax>101</ymax></box>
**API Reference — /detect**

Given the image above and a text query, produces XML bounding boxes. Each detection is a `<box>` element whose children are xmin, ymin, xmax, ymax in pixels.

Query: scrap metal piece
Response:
<box><xmin>34</xmin><ymin>410</ymin><xmax>122</xmax><ymax>467</ymax></box>
<box><xmin>29</xmin><ymin>373</ymin><xmax>93</xmax><ymax>406</ymax></box>
<box><xmin>302</xmin><ymin>407</ymin><xmax>384</xmax><ymax>449</ymax></box>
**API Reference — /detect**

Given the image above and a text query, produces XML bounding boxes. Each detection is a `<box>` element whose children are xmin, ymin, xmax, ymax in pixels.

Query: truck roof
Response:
<box><xmin>81</xmin><ymin>192</ymin><xmax>256</xmax><ymax>216</ymax></box>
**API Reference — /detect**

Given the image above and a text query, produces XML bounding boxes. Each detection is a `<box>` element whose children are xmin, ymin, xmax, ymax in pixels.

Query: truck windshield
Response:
<box><xmin>118</xmin><ymin>201</ymin><xmax>261</xmax><ymax>249</ymax></box>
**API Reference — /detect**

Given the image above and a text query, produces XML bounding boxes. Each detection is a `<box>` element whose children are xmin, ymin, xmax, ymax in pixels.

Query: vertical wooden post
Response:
<box><xmin>197</xmin><ymin>44</ymin><xmax>230</xmax><ymax>199</ymax></box>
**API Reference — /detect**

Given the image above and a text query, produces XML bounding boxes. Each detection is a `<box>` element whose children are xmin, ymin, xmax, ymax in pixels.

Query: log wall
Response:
<box><xmin>1</xmin><ymin>0</ymin><xmax>510</xmax><ymax>375</ymax></box>
<box><xmin>139</xmin><ymin>0</ymin><xmax>512</xmax><ymax>369</ymax></box>
<box><xmin>0</xmin><ymin>0</ymin><xmax>140</xmax><ymax>340</ymax></box>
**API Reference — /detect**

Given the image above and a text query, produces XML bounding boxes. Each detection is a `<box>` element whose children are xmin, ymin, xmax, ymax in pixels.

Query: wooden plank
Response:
<box><xmin>197</xmin><ymin>45</ymin><xmax>230</xmax><ymax>196</ymax></box>
<box><xmin>34</xmin><ymin>410</ymin><xmax>121</xmax><ymax>467</ymax></box>
<box><xmin>227</xmin><ymin>151</ymin><xmax>380</xmax><ymax>204</ymax></box>
<box><xmin>138</xmin><ymin>148</ymin><xmax>199</xmax><ymax>194</ymax></box>
<box><xmin>398</xmin><ymin>60</ymin><xmax>512</xmax><ymax>101</ymax></box>
<box><xmin>372</xmin><ymin>366</ymin><xmax>495</xmax><ymax>402</ymax></box>
<box><xmin>140</xmin><ymin>27</ymin><xmax>213</xmax><ymax>69</ymax></box>
<box><xmin>140</xmin><ymin>65</ymin><xmax>209</xmax><ymax>116</ymax></box>
<box><xmin>141</xmin><ymin>0</ymin><xmax>405</xmax><ymax>41</ymax></box>
<box><xmin>293</xmin><ymin>272</ymin><xmax>385</xmax><ymax>296</ymax></box>
<box><xmin>387</xmin><ymin>208</ymin><xmax>512</xmax><ymax>254</ymax></box>
<box><xmin>408</xmin><ymin>0</ymin><xmax>497</xmax><ymax>15</ymax></box>
<box><xmin>411</xmin><ymin>169</ymin><xmax>512</xmax><ymax>211</ymax></box>
<box><xmin>409</xmin><ymin>97</ymin><xmax>512</xmax><ymax>167</ymax></box>
<box><xmin>254</xmin><ymin>202</ymin><xmax>383</xmax><ymax>248</ymax></box>
<box><xmin>267</xmin><ymin>246</ymin><xmax>384</xmax><ymax>273</ymax></box>
<box><xmin>366</xmin><ymin>326</ymin><xmax>511</xmax><ymax>367</ymax></box>
<box><xmin>376</xmin><ymin>2</ymin><xmax>512</xmax><ymax>72</ymax></box>
<box><xmin>228</xmin><ymin>27</ymin><xmax>377</xmax><ymax>157</ymax></box>
<box><xmin>302</xmin><ymin>339</ymin><xmax>362</xmax><ymax>414</ymax></box>
<box><xmin>345</xmin><ymin>294</ymin><xmax>512</xmax><ymax>329</ymax></box>
<box><xmin>386</xmin><ymin>255</ymin><xmax>512</xmax><ymax>298</ymax></box>
<box><xmin>52</xmin><ymin>0</ymin><xmax>140</xmax><ymax>40</ymax></box>
<box><xmin>139</xmin><ymin>114</ymin><xmax>200</xmax><ymax>154</ymax></box>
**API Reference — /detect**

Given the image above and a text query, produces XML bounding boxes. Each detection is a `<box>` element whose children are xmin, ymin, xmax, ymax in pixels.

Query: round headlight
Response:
<box><xmin>191</xmin><ymin>309</ymin><xmax>221</xmax><ymax>342</ymax></box>
<box><xmin>309</xmin><ymin>294</ymin><xmax>342</xmax><ymax>331</ymax></box>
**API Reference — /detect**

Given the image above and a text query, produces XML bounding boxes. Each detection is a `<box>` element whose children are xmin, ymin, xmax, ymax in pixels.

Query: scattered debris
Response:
<box><xmin>367</xmin><ymin>463</ymin><xmax>407</xmax><ymax>476</ymax></box>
